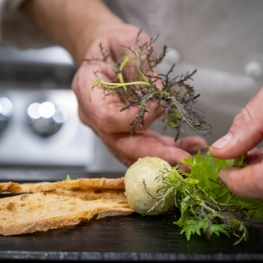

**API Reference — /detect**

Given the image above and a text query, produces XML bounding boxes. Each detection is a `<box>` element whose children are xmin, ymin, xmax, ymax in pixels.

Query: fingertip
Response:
<box><xmin>211</xmin><ymin>133</ymin><xmax>233</xmax><ymax>149</ymax></box>
<box><xmin>209</xmin><ymin>133</ymin><xmax>239</xmax><ymax>159</ymax></box>
<box><xmin>217</xmin><ymin>167</ymin><xmax>242</xmax><ymax>197</ymax></box>
<box><xmin>175</xmin><ymin>136</ymin><xmax>207</xmax><ymax>154</ymax></box>
<box><xmin>217</xmin><ymin>165</ymin><xmax>262</xmax><ymax>199</ymax></box>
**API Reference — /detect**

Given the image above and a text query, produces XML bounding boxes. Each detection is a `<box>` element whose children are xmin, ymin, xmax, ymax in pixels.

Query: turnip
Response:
<box><xmin>124</xmin><ymin>156</ymin><xmax>174</xmax><ymax>215</ymax></box>
<box><xmin>123</xmin><ymin>152</ymin><xmax>263</xmax><ymax>245</ymax></box>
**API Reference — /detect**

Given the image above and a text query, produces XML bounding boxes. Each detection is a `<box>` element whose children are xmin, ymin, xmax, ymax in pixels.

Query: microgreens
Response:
<box><xmin>86</xmin><ymin>29</ymin><xmax>213</xmax><ymax>141</ymax></box>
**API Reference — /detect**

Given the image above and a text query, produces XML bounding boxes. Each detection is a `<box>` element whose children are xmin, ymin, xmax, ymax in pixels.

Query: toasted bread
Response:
<box><xmin>0</xmin><ymin>178</ymin><xmax>134</xmax><ymax>236</ymax></box>
<box><xmin>0</xmin><ymin>177</ymin><xmax>125</xmax><ymax>193</ymax></box>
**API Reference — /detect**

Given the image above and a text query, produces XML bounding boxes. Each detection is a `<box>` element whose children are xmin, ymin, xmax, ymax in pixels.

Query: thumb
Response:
<box><xmin>210</xmin><ymin>86</ymin><xmax>263</xmax><ymax>159</ymax></box>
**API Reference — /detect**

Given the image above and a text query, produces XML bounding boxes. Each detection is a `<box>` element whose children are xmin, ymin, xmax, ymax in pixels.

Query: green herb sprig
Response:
<box><xmin>150</xmin><ymin>151</ymin><xmax>263</xmax><ymax>245</ymax></box>
<box><xmin>87</xmin><ymin>30</ymin><xmax>213</xmax><ymax>141</ymax></box>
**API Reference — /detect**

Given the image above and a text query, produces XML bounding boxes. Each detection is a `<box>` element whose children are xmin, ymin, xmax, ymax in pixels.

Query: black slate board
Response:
<box><xmin>0</xmin><ymin>207</ymin><xmax>263</xmax><ymax>262</ymax></box>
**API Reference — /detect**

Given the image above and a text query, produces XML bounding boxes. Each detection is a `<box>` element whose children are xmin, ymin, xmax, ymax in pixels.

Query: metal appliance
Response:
<box><xmin>0</xmin><ymin>45</ymin><xmax>126</xmax><ymax>181</ymax></box>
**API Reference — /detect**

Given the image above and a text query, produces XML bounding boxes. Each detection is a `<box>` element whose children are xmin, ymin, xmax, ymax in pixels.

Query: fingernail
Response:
<box><xmin>212</xmin><ymin>133</ymin><xmax>233</xmax><ymax>149</ymax></box>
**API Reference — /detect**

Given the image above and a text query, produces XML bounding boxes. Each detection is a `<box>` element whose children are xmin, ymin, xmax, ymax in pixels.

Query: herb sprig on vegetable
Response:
<box><xmin>150</xmin><ymin>151</ymin><xmax>263</xmax><ymax>245</ymax></box>
<box><xmin>87</xmin><ymin>29</ymin><xmax>213</xmax><ymax>141</ymax></box>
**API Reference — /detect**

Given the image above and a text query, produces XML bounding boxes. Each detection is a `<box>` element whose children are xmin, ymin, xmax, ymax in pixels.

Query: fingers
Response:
<box><xmin>73</xmin><ymin>61</ymin><xmax>165</xmax><ymax>134</ymax></box>
<box><xmin>218</xmin><ymin>160</ymin><xmax>263</xmax><ymax>200</ymax></box>
<box><xmin>210</xmin><ymin>86</ymin><xmax>263</xmax><ymax>159</ymax></box>
<box><xmin>143</xmin><ymin>130</ymin><xmax>208</xmax><ymax>154</ymax></box>
<box><xmin>96</xmin><ymin>96</ymin><xmax>164</xmax><ymax>134</ymax></box>
<box><xmin>218</xmin><ymin>147</ymin><xmax>263</xmax><ymax>200</ymax></box>
<box><xmin>72</xmin><ymin>26</ymin><xmax>164</xmax><ymax>135</ymax></box>
<box><xmin>100</xmin><ymin>129</ymin><xmax>207</xmax><ymax>168</ymax></box>
<box><xmin>245</xmin><ymin>148</ymin><xmax>263</xmax><ymax>164</ymax></box>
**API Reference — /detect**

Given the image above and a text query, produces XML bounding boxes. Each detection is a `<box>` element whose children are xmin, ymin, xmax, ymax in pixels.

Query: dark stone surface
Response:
<box><xmin>1</xmin><ymin>173</ymin><xmax>263</xmax><ymax>262</ymax></box>
<box><xmin>0</xmin><ymin>206</ymin><xmax>263</xmax><ymax>261</ymax></box>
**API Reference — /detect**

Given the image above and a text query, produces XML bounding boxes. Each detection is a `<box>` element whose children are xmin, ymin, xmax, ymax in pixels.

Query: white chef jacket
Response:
<box><xmin>1</xmin><ymin>0</ymin><xmax>263</xmax><ymax>147</ymax></box>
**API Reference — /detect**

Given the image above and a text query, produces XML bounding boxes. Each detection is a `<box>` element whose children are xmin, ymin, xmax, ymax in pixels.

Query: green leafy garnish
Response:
<box><xmin>153</xmin><ymin>150</ymin><xmax>263</xmax><ymax>245</ymax></box>
<box><xmin>65</xmin><ymin>174</ymin><xmax>71</xmax><ymax>181</ymax></box>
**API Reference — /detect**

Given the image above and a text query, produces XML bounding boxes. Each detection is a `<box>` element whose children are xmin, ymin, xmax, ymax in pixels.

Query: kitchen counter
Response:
<box><xmin>1</xmin><ymin>174</ymin><xmax>263</xmax><ymax>262</ymax></box>
<box><xmin>0</xmin><ymin>207</ymin><xmax>263</xmax><ymax>262</ymax></box>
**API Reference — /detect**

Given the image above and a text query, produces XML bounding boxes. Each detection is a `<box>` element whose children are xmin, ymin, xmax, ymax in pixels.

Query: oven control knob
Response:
<box><xmin>27</xmin><ymin>101</ymin><xmax>68</xmax><ymax>137</ymax></box>
<box><xmin>0</xmin><ymin>97</ymin><xmax>14</xmax><ymax>133</ymax></box>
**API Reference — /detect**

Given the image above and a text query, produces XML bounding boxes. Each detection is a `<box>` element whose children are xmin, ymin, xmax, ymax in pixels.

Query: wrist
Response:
<box><xmin>20</xmin><ymin>0</ymin><xmax>124</xmax><ymax>66</ymax></box>
<box><xmin>72</xmin><ymin>16</ymin><xmax>124</xmax><ymax>66</ymax></box>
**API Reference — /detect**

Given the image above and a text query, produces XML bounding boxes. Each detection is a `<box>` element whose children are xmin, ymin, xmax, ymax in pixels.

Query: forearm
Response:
<box><xmin>19</xmin><ymin>0</ymin><xmax>123</xmax><ymax>66</ymax></box>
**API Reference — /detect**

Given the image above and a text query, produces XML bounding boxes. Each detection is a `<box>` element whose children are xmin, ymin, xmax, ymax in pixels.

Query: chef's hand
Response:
<box><xmin>72</xmin><ymin>24</ymin><xmax>207</xmax><ymax>167</ymax></box>
<box><xmin>210</xmin><ymin>86</ymin><xmax>263</xmax><ymax>200</ymax></box>
<box><xmin>20</xmin><ymin>0</ymin><xmax>207</xmax><ymax>168</ymax></box>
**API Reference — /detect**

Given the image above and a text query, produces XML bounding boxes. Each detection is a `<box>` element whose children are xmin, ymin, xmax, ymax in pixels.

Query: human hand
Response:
<box><xmin>19</xmin><ymin>0</ymin><xmax>207</xmax><ymax>168</ymax></box>
<box><xmin>72</xmin><ymin>24</ymin><xmax>207</xmax><ymax>167</ymax></box>
<box><xmin>210</xmin><ymin>86</ymin><xmax>263</xmax><ymax>200</ymax></box>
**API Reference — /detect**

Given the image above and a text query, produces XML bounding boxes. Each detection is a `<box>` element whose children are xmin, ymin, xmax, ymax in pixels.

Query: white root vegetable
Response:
<box><xmin>124</xmin><ymin>156</ymin><xmax>174</xmax><ymax>215</ymax></box>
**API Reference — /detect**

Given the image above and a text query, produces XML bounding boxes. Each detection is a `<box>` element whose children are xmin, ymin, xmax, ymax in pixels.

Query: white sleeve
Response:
<box><xmin>0</xmin><ymin>0</ymin><xmax>54</xmax><ymax>49</ymax></box>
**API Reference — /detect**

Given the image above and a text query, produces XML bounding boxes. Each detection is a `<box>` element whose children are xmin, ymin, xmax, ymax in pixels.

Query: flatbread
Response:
<box><xmin>0</xmin><ymin>177</ymin><xmax>125</xmax><ymax>193</ymax></box>
<box><xmin>0</xmin><ymin>178</ymin><xmax>134</xmax><ymax>236</ymax></box>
